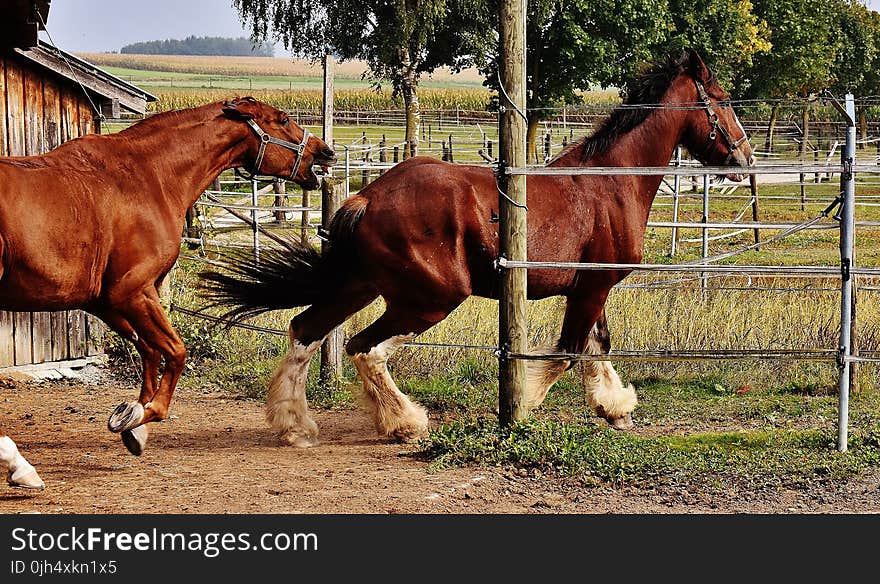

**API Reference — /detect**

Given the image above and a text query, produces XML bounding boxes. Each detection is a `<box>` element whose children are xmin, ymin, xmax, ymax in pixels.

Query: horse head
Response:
<box><xmin>676</xmin><ymin>49</ymin><xmax>755</xmax><ymax>182</ymax></box>
<box><xmin>222</xmin><ymin>96</ymin><xmax>337</xmax><ymax>190</ymax></box>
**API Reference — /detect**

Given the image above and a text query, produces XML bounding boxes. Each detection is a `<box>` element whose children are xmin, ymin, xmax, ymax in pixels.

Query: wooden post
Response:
<box><xmin>320</xmin><ymin>54</ymin><xmax>343</xmax><ymax>386</ymax></box>
<box><xmin>498</xmin><ymin>0</ymin><xmax>529</xmax><ymax>425</ymax></box>
<box><xmin>273</xmin><ymin>178</ymin><xmax>287</xmax><ymax>223</ymax></box>
<box><xmin>750</xmin><ymin>174</ymin><xmax>760</xmax><ymax>244</ymax></box>
<box><xmin>447</xmin><ymin>134</ymin><xmax>454</xmax><ymax>163</ymax></box>
<box><xmin>393</xmin><ymin>145</ymin><xmax>399</xmax><ymax>163</ymax></box>
<box><xmin>301</xmin><ymin>188</ymin><xmax>310</xmax><ymax>240</ymax></box>
<box><xmin>488</xmin><ymin>139</ymin><xmax>493</xmax><ymax>159</ymax></box>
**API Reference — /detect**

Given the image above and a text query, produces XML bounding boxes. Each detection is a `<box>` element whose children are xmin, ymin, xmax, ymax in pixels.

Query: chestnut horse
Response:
<box><xmin>0</xmin><ymin>97</ymin><xmax>335</xmax><ymax>488</ymax></box>
<box><xmin>202</xmin><ymin>50</ymin><xmax>754</xmax><ymax>446</ymax></box>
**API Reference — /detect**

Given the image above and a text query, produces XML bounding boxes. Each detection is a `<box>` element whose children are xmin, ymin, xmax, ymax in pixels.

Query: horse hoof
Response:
<box><xmin>605</xmin><ymin>414</ymin><xmax>634</xmax><ymax>430</ymax></box>
<box><xmin>108</xmin><ymin>401</ymin><xmax>144</xmax><ymax>433</ymax></box>
<box><xmin>386</xmin><ymin>423</ymin><xmax>430</xmax><ymax>444</ymax></box>
<box><xmin>121</xmin><ymin>425</ymin><xmax>149</xmax><ymax>456</ymax></box>
<box><xmin>280</xmin><ymin>430</ymin><xmax>318</xmax><ymax>448</ymax></box>
<box><xmin>7</xmin><ymin>468</ymin><xmax>45</xmax><ymax>490</ymax></box>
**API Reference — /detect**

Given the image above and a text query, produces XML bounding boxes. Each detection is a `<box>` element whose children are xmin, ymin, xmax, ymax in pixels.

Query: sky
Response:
<box><xmin>39</xmin><ymin>0</ymin><xmax>880</xmax><ymax>55</ymax></box>
<box><xmin>40</xmin><ymin>0</ymin><xmax>291</xmax><ymax>55</ymax></box>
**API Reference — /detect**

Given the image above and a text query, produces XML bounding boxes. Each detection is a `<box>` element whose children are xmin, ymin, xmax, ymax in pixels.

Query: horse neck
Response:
<box><xmin>551</xmin><ymin>95</ymin><xmax>690</xmax><ymax>216</ymax></box>
<box><xmin>119</xmin><ymin>106</ymin><xmax>250</xmax><ymax>210</ymax></box>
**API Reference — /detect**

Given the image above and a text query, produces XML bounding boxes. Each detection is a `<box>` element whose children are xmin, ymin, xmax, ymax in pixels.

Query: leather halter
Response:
<box><xmin>243</xmin><ymin>118</ymin><xmax>311</xmax><ymax>180</ymax></box>
<box><xmin>694</xmin><ymin>79</ymin><xmax>747</xmax><ymax>166</ymax></box>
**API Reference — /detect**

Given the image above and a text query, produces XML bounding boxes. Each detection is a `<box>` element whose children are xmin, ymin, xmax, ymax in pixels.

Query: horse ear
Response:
<box><xmin>222</xmin><ymin>98</ymin><xmax>256</xmax><ymax>120</ymax></box>
<box><xmin>686</xmin><ymin>49</ymin><xmax>712</xmax><ymax>84</ymax></box>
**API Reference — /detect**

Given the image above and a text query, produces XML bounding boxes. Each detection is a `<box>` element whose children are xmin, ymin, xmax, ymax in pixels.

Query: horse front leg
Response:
<box><xmin>560</xmin><ymin>299</ymin><xmax>637</xmax><ymax>429</ymax></box>
<box><xmin>0</xmin><ymin>425</ymin><xmax>44</xmax><ymax>489</ymax></box>
<box><xmin>105</xmin><ymin>290</ymin><xmax>186</xmax><ymax>456</ymax></box>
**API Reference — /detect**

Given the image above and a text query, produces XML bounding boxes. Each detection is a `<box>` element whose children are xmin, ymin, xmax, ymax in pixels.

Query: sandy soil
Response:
<box><xmin>2</xmin><ymin>372</ymin><xmax>880</xmax><ymax>515</ymax></box>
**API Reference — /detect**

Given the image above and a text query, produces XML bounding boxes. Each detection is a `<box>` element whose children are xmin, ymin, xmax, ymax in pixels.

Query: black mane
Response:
<box><xmin>554</xmin><ymin>52</ymin><xmax>704</xmax><ymax>164</ymax></box>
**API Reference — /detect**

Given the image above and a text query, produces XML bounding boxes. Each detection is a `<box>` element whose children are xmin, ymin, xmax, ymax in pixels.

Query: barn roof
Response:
<box><xmin>14</xmin><ymin>41</ymin><xmax>158</xmax><ymax>115</ymax></box>
<box><xmin>2</xmin><ymin>1</ymin><xmax>156</xmax><ymax>116</ymax></box>
<box><xmin>1</xmin><ymin>0</ymin><xmax>51</xmax><ymax>49</ymax></box>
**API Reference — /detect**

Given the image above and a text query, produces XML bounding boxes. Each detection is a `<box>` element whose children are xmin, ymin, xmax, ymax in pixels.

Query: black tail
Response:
<box><xmin>197</xmin><ymin>194</ymin><xmax>369</xmax><ymax>322</ymax></box>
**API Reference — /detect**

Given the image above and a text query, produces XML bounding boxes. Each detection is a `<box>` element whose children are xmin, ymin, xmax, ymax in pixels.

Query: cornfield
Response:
<box><xmin>148</xmin><ymin>88</ymin><xmax>493</xmax><ymax>113</ymax></box>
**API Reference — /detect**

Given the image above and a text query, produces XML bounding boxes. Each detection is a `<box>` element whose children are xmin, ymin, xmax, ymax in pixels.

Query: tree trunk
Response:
<box><xmin>859</xmin><ymin>106</ymin><xmax>868</xmax><ymax>150</ymax></box>
<box><xmin>398</xmin><ymin>46</ymin><xmax>420</xmax><ymax>159</ymax></box>
<box><xmin>525</xmin><ymin>117</ymin><xmax>540</xmax><ymax>164</ymax></box>
<box><xmin>799</xmin><ymin>104</ymin><xmax>811</xmax><ymax>159</ymax></box>
<box><xmin>763</xmin><ymin>104</ymin><xmax>779</xmax><ymax>157</ymax></box>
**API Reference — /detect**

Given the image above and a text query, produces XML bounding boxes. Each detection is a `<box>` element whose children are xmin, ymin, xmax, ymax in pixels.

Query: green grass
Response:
<box><xmin>415</xmin><ymin>376</ymin><xmax>880</xmax><ymax>488</ymax></box>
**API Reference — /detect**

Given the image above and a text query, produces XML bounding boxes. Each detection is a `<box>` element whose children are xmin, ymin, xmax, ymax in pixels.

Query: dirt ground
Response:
<box><xmin>2</xmin><ymin>370</ymin><xmax>880</xmax><ymax>514</ymax></box>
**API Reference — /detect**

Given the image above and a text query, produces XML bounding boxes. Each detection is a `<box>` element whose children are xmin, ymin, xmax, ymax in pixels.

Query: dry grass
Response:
<box><xmin>78</xmin><ymin>52</ymin><xmax>485</xmax><ymax>85</ymax></box>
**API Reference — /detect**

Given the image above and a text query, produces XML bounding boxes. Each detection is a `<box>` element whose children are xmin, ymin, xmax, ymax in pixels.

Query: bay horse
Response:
<box><xmin>0</xmin><ymin>97</ymin><xmax>335</xmax><ymax>488</ymax></box>
<box><xmin>201</xmin><ymin>50</ymin><xmax>754</xmax><ymax>446</ymax></box>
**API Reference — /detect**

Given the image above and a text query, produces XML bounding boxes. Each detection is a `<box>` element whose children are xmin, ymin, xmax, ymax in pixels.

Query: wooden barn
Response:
<box><xmin>1</xmin><ymin>0</ymin><xmax>156</xmax><ymax>369</ymax></box>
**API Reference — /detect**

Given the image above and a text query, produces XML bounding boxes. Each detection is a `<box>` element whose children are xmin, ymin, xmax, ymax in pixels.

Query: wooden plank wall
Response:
<box><xmin>0</xmin><ymin>54</ymin><xmax>104</xmax><ymax>367</ymax></box>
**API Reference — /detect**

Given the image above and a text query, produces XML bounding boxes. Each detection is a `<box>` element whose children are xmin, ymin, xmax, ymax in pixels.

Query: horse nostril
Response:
<box><xmin>748</xmin><ymin>155</ymin><xmax>756</xmax><ymax>167</ymax></box>
<box><xmin>322</xmin><ymin>148</ymin><xmax>335</xmax><ymax>159</ymax></box>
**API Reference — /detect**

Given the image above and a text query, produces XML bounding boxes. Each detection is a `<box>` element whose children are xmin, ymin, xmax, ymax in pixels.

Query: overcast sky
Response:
<box><xmin>41</xmin><ymin>0</ymin><xmax>880</xmax><ymax>55</ymax></box>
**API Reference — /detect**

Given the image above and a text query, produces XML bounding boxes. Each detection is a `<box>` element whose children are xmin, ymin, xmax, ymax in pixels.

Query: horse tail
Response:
<box><xmin>198</xmin><ymin>195</ymin><xmax>370</xmax><ymax>323</ymax></box>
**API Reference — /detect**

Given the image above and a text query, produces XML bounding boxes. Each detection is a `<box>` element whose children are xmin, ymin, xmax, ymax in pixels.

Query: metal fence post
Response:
<box><xmin>701</xmin><ymin>173</ymin><xmax>710</xmax><ymax>298</ymax></box>
<box><xmin>836</xmin><ymin>93</ymin><xmax>857</xmax><ymax>453</ymax></box>
<box><xmin>251</xmin><ymin>179</ymin><xmax>260</xmax><ymax>260</ymax></box>
<box><xmin>670</xmin><ymin>146</ymin><xmax>682</xmax><ymax>256</ymax></box>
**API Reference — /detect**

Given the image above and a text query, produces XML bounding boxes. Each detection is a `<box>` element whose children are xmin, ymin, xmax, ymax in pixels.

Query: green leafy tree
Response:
<box><xmin>465</xmin><ymin>0</ymin><xmax>769</xmax><ymax>163</ymax></box>
<box><xmin>744</xmin><ymin>0</ymin><xmax>843</xmax><ymax>155</ymax></box>
<box><xmin>665</xmin><ymin>0</ymin><xmax>771</xmax><ymax>87</ymax></box>
<box><xmin>829</xmin><ymin>0</ymin><xmax>880</xmax><ymax>144</ymax></box>
<box><xmin>469</xmin><ymin>0</ymin><xmax>671</xmax><ymax>163</ymax></box>
<box><xmin>233</xmin><ymin>0</ymin><xmax>482</xmax><ymax>154</ymax></box>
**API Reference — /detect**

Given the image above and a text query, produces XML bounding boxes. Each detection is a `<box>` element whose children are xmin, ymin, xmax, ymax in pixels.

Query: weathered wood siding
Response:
<box><xmin>0</xmin><ymin>53</ymin><xmax>104</xmax><ymax>367</ymax></box>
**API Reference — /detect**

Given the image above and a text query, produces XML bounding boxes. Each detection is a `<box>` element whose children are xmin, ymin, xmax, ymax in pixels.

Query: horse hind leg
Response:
<box><xmin>0</xmin><ymin>426</ymin><xmax>45</xmax><ymax>489</ymax></box>
<box><xmin>267</xmin><ymin>285</ymin><xmax>378</xmax><ymax>446</ymax></box>
<box><xmin>345</xmin><ymin>304</ymin><xmax>456</xmax><ymax>443</ymax></box>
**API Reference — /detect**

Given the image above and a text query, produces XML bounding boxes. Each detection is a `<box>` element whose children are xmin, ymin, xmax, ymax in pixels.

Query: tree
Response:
<box><xmin>465</xmin><ymin>0</ymin><xmax>769</xmax><ymax>163</ymax></box>
<box><xmin>470</xmin><ymin>0</ymin><xmax>671</xmax><ymax>163</ymax></box>
<box><xmin>829</xmin><ymin>0</ymin><xmax>880</xmax><ymax>144</ymax></box>
<box><xmin>665</xmin><ymin>0</ymin><xmax>771</xmax><ymax>88</ymax></box>
<box><xmin>233</xmin><ymin>0</ymin><xmax>482</xmax><ymax>154</ymax></box>
<box><xmin>743</xmin><ymin>0</ymin><xmax>843</xmax><ymax>155</ymax></box>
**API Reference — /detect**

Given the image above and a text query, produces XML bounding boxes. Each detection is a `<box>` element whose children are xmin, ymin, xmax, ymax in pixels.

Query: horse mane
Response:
<box><xmin>549</xmin><ymin>51</ymin><xmax>709</xmax><ymax>165</ymax></box>
<box><xmin>115</xmin><ymin>102</ymin><xmax>220</xmax><ymax>138</ymax></box>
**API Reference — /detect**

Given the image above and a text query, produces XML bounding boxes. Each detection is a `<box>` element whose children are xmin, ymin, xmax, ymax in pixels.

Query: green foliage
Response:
<box><xmin>742</xmin><ymin>0</ymin><xmax>843</xmax><ymax>98</ymax></box>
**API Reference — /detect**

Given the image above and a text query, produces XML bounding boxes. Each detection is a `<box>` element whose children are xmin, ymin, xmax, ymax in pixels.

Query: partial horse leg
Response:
<box><xmin>522</xmin><ymin>294</ymin><xmax>635</xmax><ymax>426</ymax></box>
<box><xmin>96</xmin><ymin>309</ymin><xmax>159</xmax><ymax>455</ymax></box>
<box><xmin>105</xmin><ymin>288</ymin><xmax>187</xmax><ymax>454</ymax></box>
<box><xmin>346</xmin><ymin>303</ymin><xmax>459</xmax><ymax>442</ymax></box>
<box><xmin>582</xmin><ymin>310</ymin><xmax>636</xmax><ymax>428</ymax></box>
<box><xmin>0</xmin><ymin>425</ymin><xmax>44</xmax><ymax>489</ymax></box>
<box><xmin>266</xmin><ymin>285</ymin><xmax>378</xmax><ymax>446</ymax></box>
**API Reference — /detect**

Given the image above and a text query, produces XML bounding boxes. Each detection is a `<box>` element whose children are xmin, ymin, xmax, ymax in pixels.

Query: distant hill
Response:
<box><xmin>120</xmin><ymin>36</ymin><xmax>273</xmax><ymax>57</ymax></box>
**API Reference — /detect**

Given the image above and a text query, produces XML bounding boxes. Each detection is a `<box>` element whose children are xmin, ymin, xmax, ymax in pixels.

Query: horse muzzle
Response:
<box><xmin>726</xmin><ymin>154</ymin><xmax>755</xmax><ymax>183</ymax></box>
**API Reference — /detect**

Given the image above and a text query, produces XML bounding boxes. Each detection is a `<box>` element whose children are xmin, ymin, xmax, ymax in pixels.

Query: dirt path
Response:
<box><xmin>2</xmin><ymin>375</ymin><xmax>879</xmax><ymax>514</ymax></box>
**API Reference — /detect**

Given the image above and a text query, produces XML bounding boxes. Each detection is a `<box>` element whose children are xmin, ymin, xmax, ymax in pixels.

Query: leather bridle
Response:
<box><xmin>694</xmin><ymin>79</ymin><xmax>748</xmax><ymax>166</ymax></box>
<box><xmin>241</xmin><ymin>118</ymin><xmax>312</xmax><ymax>181</ymax></box>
